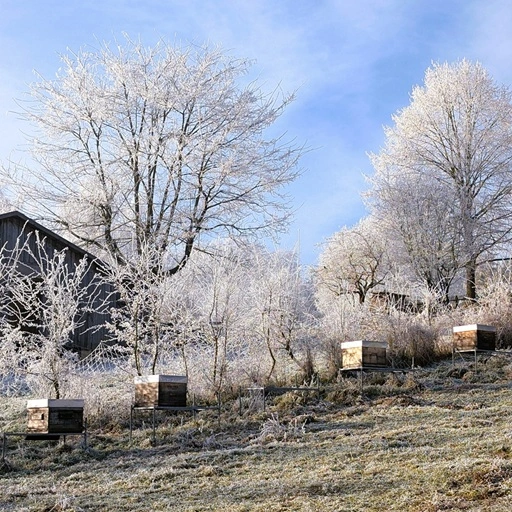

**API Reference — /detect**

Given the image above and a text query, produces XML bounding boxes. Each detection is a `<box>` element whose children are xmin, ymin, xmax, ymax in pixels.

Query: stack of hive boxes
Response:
<box><xmin>27</xmin><ymin>399</ymin><xmax>84</xmax><ymax>434</ymax></box>
<box><xmin>341</xmin><ymin>340</ymin><xmax>388</xmax><ymax>369</ymax></box>
<box><xmin>134</xmin><ymin>375</ymin><xmax>188</xmax><ymax>407</ymax></box>
<box><xmin>452</xmin><ymin>324</ymin><xmax>496</xmax><ymax>352</ymax></box>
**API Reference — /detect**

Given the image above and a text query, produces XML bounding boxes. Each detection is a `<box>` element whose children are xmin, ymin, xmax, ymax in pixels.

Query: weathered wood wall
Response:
<box><xmin>0</xmin><ymin>211</ymin><xmax>115</xmax><ymax>355</ymax></box>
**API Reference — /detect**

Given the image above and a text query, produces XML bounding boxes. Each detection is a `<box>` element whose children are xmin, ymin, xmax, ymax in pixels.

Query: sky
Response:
<box><xmin>1</xmin><ymin>0</ymin><xmax>512</xmax><ymax>266</ymax></box>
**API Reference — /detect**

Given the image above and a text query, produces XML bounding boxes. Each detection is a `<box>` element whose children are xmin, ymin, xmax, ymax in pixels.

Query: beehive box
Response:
<box><xmin>134</xmin><ymin>375</ymin><xmax>187</xmax><ymax>407</ymax></box>
<box><xmin>452</xmin><ymin>324</ymin><xmax>496</xmax><ymax>351</ymax></box>
<box><xmin>341</xmin><ymin>340</ymin><xmax>388</xmax><ymax>369</ymax></box>
<box><xmin>27</xmin><ymin>399</ymin><xmax>84</xmax><ymax>434</ymax></box>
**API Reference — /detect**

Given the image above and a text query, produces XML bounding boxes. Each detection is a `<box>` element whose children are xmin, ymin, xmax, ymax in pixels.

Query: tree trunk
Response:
<box><xmin>466</xmin><ymin>259</ymin><xmax>477</xmax><ymax>300</ymax></box>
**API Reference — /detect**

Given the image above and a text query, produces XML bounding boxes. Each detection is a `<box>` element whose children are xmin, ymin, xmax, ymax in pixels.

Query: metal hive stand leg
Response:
<box><xmin>83</xmin><ymin>418</ymin><xmax>88</xmax><ymax>449</ymax></box>
<box><xmin>129</xmin><ymin>406</ymin><xmax>133</xmax><ymax>443</ymax></box>
<box><xmin>1</xmin><ymin>432</ymin><xmax>6</xmax><ymax>465</ymax></box>
<box><xmin>152</xmin><ymin>407</ymin><xmax>156</xmax><ymax>446</ymax></box>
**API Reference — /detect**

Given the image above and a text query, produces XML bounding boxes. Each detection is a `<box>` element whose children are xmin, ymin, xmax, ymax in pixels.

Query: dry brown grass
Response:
<box><xmin>2</xmin><ymin>355</ymin><xmax>512</xmax><ymax>511</ymax></box>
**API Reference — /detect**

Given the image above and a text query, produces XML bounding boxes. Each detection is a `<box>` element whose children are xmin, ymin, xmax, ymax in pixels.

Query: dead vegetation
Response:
<box><xmin>2</xmin><ymin>355</ymin><xmax>512</xmax><ymax>511</ymax></box>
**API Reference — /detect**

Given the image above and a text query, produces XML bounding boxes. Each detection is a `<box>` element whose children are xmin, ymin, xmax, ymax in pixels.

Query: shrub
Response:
<box><xmin>384</xmin><ymin>318</ymin><xmax>438</xmax><ymax>367</ymax></box>
<box><xmin>256</xmin><ymin>412</ymin><xmax>306</xmax><ymax>443</ymax></box>
<box><xmin>476</xmin><ymin>263</ymin><xmax>512</xmax><ymax>348</ymax></box>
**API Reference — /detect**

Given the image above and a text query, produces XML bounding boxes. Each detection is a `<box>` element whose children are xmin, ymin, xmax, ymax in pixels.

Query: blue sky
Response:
<box><xmin>1</xmin><ymin>0</ymin><xmax>512</xmax><ymax>265</ymax></box>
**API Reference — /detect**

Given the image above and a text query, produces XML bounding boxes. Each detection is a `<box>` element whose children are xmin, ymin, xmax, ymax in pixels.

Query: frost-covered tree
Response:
<box><xmin>314</xmin><ymin>217</ymin><xmax>389</xmax><ymax>375</ymax></box>
<box><xmin>317</xmin><ymin>217</ymin><xmax>390</xmax><ymax>304</ymax></box>
<box><xmin>369</xmin><ymin>60</ymin><xmax>512</xmax><ymax>299</ymax></box>
<box><xmin>104</xmin><ymin>243</ymin><xmax>174</xmax><ymax>376</ymax></box>
<box><xmin>3</xmin><ymin>37</ymin><xmax>302</xmax><ymax>376</ymax></box>
<box><xmin>248</xmin><ymin>248</ymin><xmax>315</xmax><ymax>382</ymax></box>
<box><xmin>5</xmin><ymin>36</ymin><xmax>301</xmax><ymax>272</ymax></box>
<box><xmin>186</xmin><ymin>243</ymin><xmax>251</xmax><ymax>391</ymax></box>
<box><xmin>164</xmin><ymin>243</ymin><xmax>315</xmax><ymax>388</ymax></box>
<box><xmin>0</xmin><ymin>241</ymin><xmax>23</xmax><ymax>392</ymax></box>
<box><xmin>369</xmin><ymin>173</ymin><xmax>462</xmax><ymax>302</ymax></box>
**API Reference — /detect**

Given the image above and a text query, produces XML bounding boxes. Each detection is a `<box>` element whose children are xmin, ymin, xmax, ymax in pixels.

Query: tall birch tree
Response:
<box><xmin>369</xmin><ymin>60</ymin><xmax>512</xmax><ymax>299</ymax></box>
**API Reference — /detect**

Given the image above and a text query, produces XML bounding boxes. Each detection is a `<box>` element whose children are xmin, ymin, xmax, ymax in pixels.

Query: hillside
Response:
<box><xmin>2</xmin><ymin>354</ymin><xmax>512</xmax><ymax>511</ymax></box>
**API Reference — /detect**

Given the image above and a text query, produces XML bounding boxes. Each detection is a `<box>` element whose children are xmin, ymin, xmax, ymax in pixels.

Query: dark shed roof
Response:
<box><xmin>0</xmin><ymin>210</ymin><xmax>97</xmax><ymax>260</ymax></box>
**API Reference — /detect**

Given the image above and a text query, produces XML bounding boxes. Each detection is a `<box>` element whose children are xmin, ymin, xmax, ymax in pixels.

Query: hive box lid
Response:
<box><xmin>134</xmin><ymin>375</ymin><xmax>188</xmax><ymax>384</ymax></box>
<box><xmin>341</xmin><ymin>340</ymin><xmax>388</xmax><ymax>349</ymax></box>
<box><xmin>27</xmin><ymin>399</ymin><xmax>85</xmax><ymax>409</ymax></box>
<box><xmin>452</xmin><ymin>324</ymin><xmax>496</xmax><ymax>333</ymax></box>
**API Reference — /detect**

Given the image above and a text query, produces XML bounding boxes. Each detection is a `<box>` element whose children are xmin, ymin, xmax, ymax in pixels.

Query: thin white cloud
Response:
<box><xmin>464</xmin><ymin>0</ymin><xmax>512</xmax><ymax>84</ymax></box>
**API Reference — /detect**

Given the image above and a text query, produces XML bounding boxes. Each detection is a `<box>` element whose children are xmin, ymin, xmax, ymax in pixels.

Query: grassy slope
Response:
<box><xmin>2</xmin><ymin>357</ymin><xmax>512</xmax><ymax>511</ymax></box>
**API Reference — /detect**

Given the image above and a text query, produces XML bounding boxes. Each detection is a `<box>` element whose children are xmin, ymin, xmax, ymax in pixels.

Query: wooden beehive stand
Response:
<box><xmin>1</xmin><ymin>399</ymin><xmax>87</xmax><ymax>465</ymax></box>
<box><xmin>130</xmin><ymin>375</ymin><xmax>221</xmax><ymax>444</ymax></box>
<box><xmin>239</xmin><ymin>341</ymin><xmax>392</xmax><ymax>411</ymax></box>
<box><xmin>452</xmin><ymin>324</ymin><xmax>496</xmax><ymax>371</ymax></box>
<box><xmin>239</xmin><ymin>384</ymin><xmax>321</xmax><ymax>414</ymax></box>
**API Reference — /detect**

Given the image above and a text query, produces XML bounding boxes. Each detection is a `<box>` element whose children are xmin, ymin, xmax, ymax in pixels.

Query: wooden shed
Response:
<box><xmin>27</xmin><ymin>399</ymin><xmax>84</xmax><ymax>434</ymax></box>
<box><xmin>341</xmin><ymin>340</ymin><xmax>388</xmax><ymax>369</ymax></box>
<box><xmin>452</xmin><ymin>324</ymin><xmax>496</xmax><ymax>352</ymax></box>
<box><xmin>0</xmin><ymin>210</ymin><xmax>114</xmax><ymax>356</ymax></box>
<box><xmin>134</xmin><ymin>375</ymin><xmax>188</xmax><ymax>407</ymax></box>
